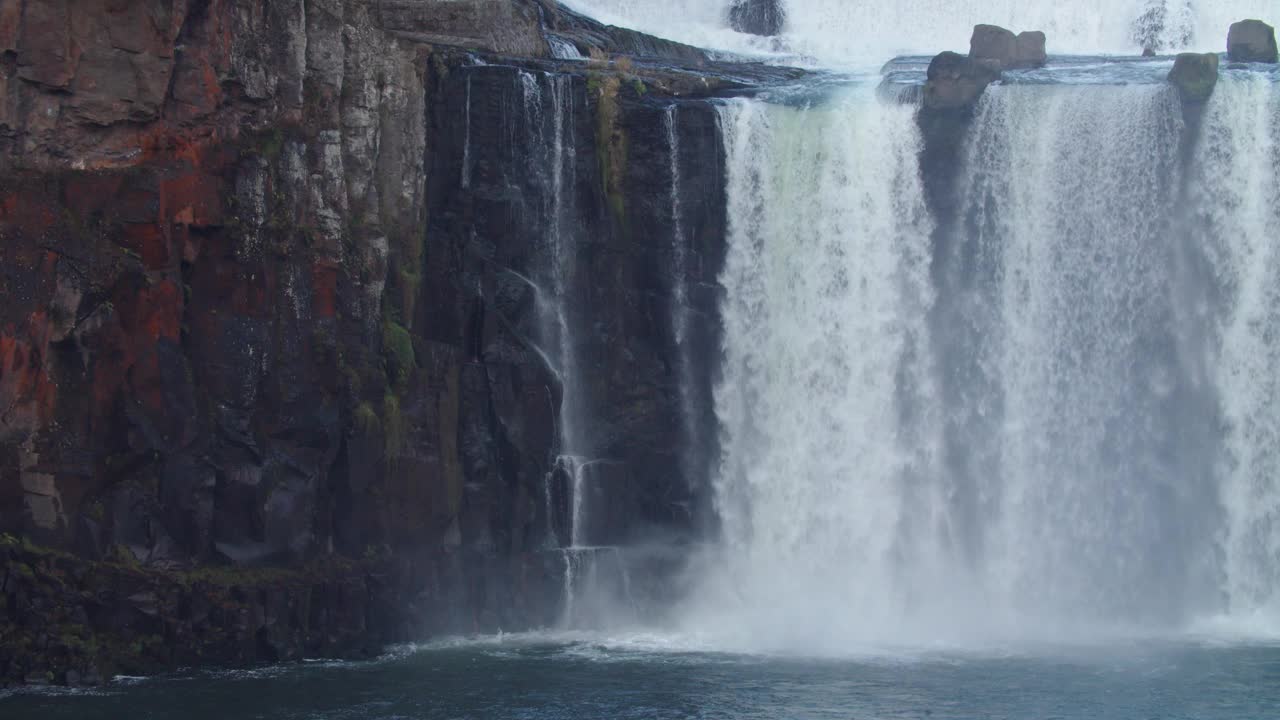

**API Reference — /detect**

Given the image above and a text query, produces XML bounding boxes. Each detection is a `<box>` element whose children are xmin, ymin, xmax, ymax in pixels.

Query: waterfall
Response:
<box><xmin>563</xmin><ymin>0</ymin><xmax>1277</xmax><ymax>63</ymax></box>
<box><xmin>563</xmin><ymin>0</ymin><xmax>1280</xmax><ymax>646</ymax></box>
<box><xmin>512</xmin><ymin>69</ymin><xmax>648</xmax><ymax>628</ymax></box>
<box><xmin>700</xmin><ymin>86</ymin><xmax>943</xmax><ymax>650</ymax></box>
<box><xmin>547</xmin><ymin>35</ymin><xmax>585</xmax><ymax>61</ymax></box>
<box><xmin>694</xmin><ymin>69</ymin><xmax>1280</xmax><ymax>649</ymax></box>
<box><xmin>667</xmin><ymin>106</ymin><xmax>689</xmax><ymax>344</ymax></box>
<box><xmin>1132</xmin><ymin>0</ymin><xmax>1194</xmax><ymax>51</ymax></box>
<box><xmin>949</xmin><ymin>84</ymin><xmax>1215</xmax><ymax>625</ymax></box>
<box><xmin>514</xmin><ymin>69</ymin><xmax>602</xmax><ymax>622</ymax></box>
<box><xmin>517</xmin><ymin>70</ymin><xmax>587</xmax><ymax>476</ymax></box>
<box><xmin>1199</xmin><ymin>73</ymin><xmax>1280</xmax><ymax>625</ymax></box>
<box><xmin>666</xmin><ymin>105</ymin><xmax>702</xmax><ymax>495</ymax></box>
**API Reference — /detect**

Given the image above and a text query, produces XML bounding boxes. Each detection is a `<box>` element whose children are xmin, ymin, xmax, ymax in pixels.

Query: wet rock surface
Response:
<box><xmin>969</xmin><ymin>24</ymin><xmax>1047</xmax><ymax>70</ymax></box>
<box><xmin>0</xmin><ymin>534</ymin><xmax>566</xmax><ymax>684</ymax></box>
<box><xmin>922</xmin><ymin>51</ymin><xmax>1001</xmax><ymax>111</ymax></box>
<box><xmin>1227</xmin><ymin>19</ymin><xmax>1278</xmax><ymax>64</ymax></box>
<box><xmin>0</xmin><ymin>0</ymin><xmax>801</xmax><ymax>685</ymax></box>
<box><xmin>1169</xmin><ymin>52</ymin><xmax>1220</xmax><ymax>102</ymax></box>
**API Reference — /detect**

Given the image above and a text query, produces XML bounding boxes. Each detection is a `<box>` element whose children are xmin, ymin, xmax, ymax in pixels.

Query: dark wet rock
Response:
<box><xmin>1227</xmin><ymin>19</ymin><xmax>1279</xmax><ymax>64</ymax></box>
<box><xmin>0</xmin><ymin>0</ymin><xmax>795</xmax><ymax>687</ymax></box>
<box><xmin>729</xmin><ymin>0</ymin><xmax>786</xmax><ymax>37</ymax></box>
<box><xmin>923</xmin><ymin>51</ymin><xmax>1002</xmax><ymax>111</ymax></box>
<box><xmin>1014</xmin><ymin>31</ymin><xmax>1049</xmax><ymax>68</ymax></box>
<box><xmin>970</xmin><ymin>24</ymin><xmax>1018</xmax><ymax>65</ymax></box>
<box><xmin>1168</xmin><ymin>52</ymin><xmax>1220</xmax><ymax>102</ymax></box>
<box><xmin>970</xmin><ymin>24</ymin><xmax>1048</xmax><ymax>69</ymax></box>
<box><xmin>0</xmin><ymin>537</ymin><xmax>567</xmax><ymax>685</ymax></box>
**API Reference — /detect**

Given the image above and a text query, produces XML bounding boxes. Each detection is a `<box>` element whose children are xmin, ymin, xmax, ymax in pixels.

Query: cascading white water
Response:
<box><xmin>694</xmin><ymin>86</ymin><xmax>945</xmax><ymax>651</ymax></box>
<box><xmin>563</xmin><ymin>0</ymin><xmax>1277</xmax><ymax>64</ymax></box>
<box><xmin>519</xmin><ymin>70</ymin><xmax>585</xmax><ymax>466</ymax></box>
<box><xmin>547</xmin><ymin>35</ymin><xmax>585</xmax><ymax>61</ymax></box>
<box><xmin>665</xmin><ymin>105</ymin><xmax>703</xmax><ymax>489</ymax></box>
<box><xmin>1198</xmin><ymin>72</ymin><xmax>1280</xmax><ymax>627</ymax></box>
<box><xmin>953</xmin><ymin>84</ymin><xmax>1215</xmax><ymax>626</ymax></box>
<box><xmin>515</xmin><ymin>71</ymin><xmax>615</xmax><ymax>624</ymax></box>
<box><xmin>558</xmin><ymin>0</ymin><xmax>1280</xmax><ymax>654</ymax></box>
<box><xmin>691</xmin><ymin>72</ymin><xmax>1280</xmax><ymax>650</ymax></box>
<box><xmin>666</xmin><ymin>107</ymin><xmax>689</xmax><ymax>344</ymax></box>
<box><xmin>515</xmin><ymin>71</ymin><xmax>644</xmax><ymax>628</ymax></box>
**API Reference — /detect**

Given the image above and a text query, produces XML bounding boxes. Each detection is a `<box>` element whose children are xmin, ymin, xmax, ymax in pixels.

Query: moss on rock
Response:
<box><xmin>590</xmin><ymin>73</ymin><xmax>628</xmax><ymax>225</ymax></box>
<box><xmin>382</xmin><ymin>319</ymin><xmax>416</xmax><ymax>393</ymax></box>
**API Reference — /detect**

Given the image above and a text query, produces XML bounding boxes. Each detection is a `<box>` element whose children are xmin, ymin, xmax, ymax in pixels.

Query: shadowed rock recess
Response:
<box><xmin>0</xmin><ymin>0</ymin><xmax>804</xmax><ymax>685</ymax></box>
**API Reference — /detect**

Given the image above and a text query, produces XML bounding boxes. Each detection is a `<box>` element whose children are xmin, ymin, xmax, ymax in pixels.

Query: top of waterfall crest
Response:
<box><xmin>563</xmin><ymin>0</ymin><xmax>1279</xmax><ymax>67</ymax></box>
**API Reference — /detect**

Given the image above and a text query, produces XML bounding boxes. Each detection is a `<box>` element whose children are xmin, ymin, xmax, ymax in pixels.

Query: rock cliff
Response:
<box><xmin>0</xmin><ymin>0</ymin><xmax>799</xmax><ymax>685</ymax></box>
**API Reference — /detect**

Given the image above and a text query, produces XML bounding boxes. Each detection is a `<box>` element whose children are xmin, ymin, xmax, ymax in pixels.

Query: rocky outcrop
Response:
<box><xmin>0</xmin><ymin>0</ymin><xmax>788</xmax><ymax>686</ymax></box>
<box><xmin>729</xmin><ymin>0</ymin><xmax>786</xmax><ymax>37</ymax></box>
<box><xmin>2</xmin><ymin>534</ymin><xmax>567</xmax><ymax>684</ymax></box>
<box><xmin>1227</xmin><ymin>20</ymin><xmax>1279</xmax><ymax>64</ymax></box>
<box><xmin>917</xmin><ymin>50</ymin><xmax>999</xmax><ymax>272</ymax></box>
<box><xmin>1168</xmin><ymin>53</ymin><xmax>1220</xmax><ymax>102</ymax></box>
<box><xmin>970</xmin><ymin>25</ymin><xmax>1047</xmax><ymax>70</ymax></box>
<box><xmin>922</xmin><ymin>51</ymin><xmax>1001</xmax><ymax>111</ymax></box>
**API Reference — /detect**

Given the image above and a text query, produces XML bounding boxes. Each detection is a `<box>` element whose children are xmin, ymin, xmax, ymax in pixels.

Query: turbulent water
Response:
<box><xmin>8</xmin><ymin>636</ymin><xmax>1280</xmax><ymax>718</ymax></box>
<box><xmin>564</xmin><ymin>0</ymin><xmax>1278</xmax><ymax>63</ymax></box>
<box><xmin>688</xmin><ymin>69</ymin><xmax>1280</xmax><ymax>652</ymax></box>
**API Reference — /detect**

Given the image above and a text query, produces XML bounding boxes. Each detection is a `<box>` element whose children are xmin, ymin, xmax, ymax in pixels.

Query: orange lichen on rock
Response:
<box><xmin>312</xmin><ymin>262</ymin><xmax>340</xmax><ymax>319</ymax></box>
<box><xmin>0</xmin><ymin>314</ymin><xmax>58</xmax><ymax>439</ymax></box>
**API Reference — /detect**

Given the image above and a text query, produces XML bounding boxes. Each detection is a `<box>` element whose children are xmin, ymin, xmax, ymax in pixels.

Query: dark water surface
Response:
<box><xmin>5</xmin><ymin>634</ymin><xmax>1280</xmax><ymax>719</ymax></box>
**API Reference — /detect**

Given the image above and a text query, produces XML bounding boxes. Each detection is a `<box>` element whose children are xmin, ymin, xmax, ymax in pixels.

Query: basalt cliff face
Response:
<box><xmin>0</xmin><ymin>0</ymin><xmax>791</xmax><ymax>685</ymax></box>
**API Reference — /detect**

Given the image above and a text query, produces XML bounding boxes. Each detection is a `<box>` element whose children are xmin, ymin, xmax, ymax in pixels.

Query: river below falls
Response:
<box><xmin>6</xmin><ymin>632</ymin><xmax>1280</xmax><ymax>719</ymax></box>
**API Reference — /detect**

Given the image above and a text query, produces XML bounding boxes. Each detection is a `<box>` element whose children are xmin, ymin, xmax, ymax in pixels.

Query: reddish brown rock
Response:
<box><xmin>0</xmin><ymin>0</ymin><xmax>740</xmax><ymax>687</ymax></box>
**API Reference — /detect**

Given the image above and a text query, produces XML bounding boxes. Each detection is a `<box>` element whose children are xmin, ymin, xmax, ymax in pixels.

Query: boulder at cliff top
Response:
<box><xmin>971</xmin><ymin>25</ymin><xmax>1016</xmax><ymax>63</ymax></box>
<box><xmin>923</xmin><ymin>51</ymin><xmax>1002</xmax><ymax>111</ymax></box>
<box><xmin>729</xmin><ymin>0</ymin><xmax>786</xmax><ymax>37</ymax></box>
<box><xmin>1014</xmin><ymin>31</ymin><xmax>1049</xmax><ymax>68</ymax></box>
<box><xmin>1168</xmin><ymin>53</ymin><xmax>1220</xmax><ymax>102</ymax></box>
<box><xmin>1227</xmin><ymin>20</ymin><xmax>1279</xmax><ymax>63</ymax></box>
<box><xmin>970</xmin><ymin>25</ymin><xmax>1048</xmax><ymax>69</ymax></box>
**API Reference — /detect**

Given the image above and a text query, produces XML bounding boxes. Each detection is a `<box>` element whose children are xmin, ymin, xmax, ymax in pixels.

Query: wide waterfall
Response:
<box><xmin>683</xmin><ymin>70</ymin><xmax>1280</xmax><ymax>651</ymax></box>
<box><xmin>564</xmin><ymin>0</ymin><xmax>1278</xmax><ymax>62</ymax></box>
